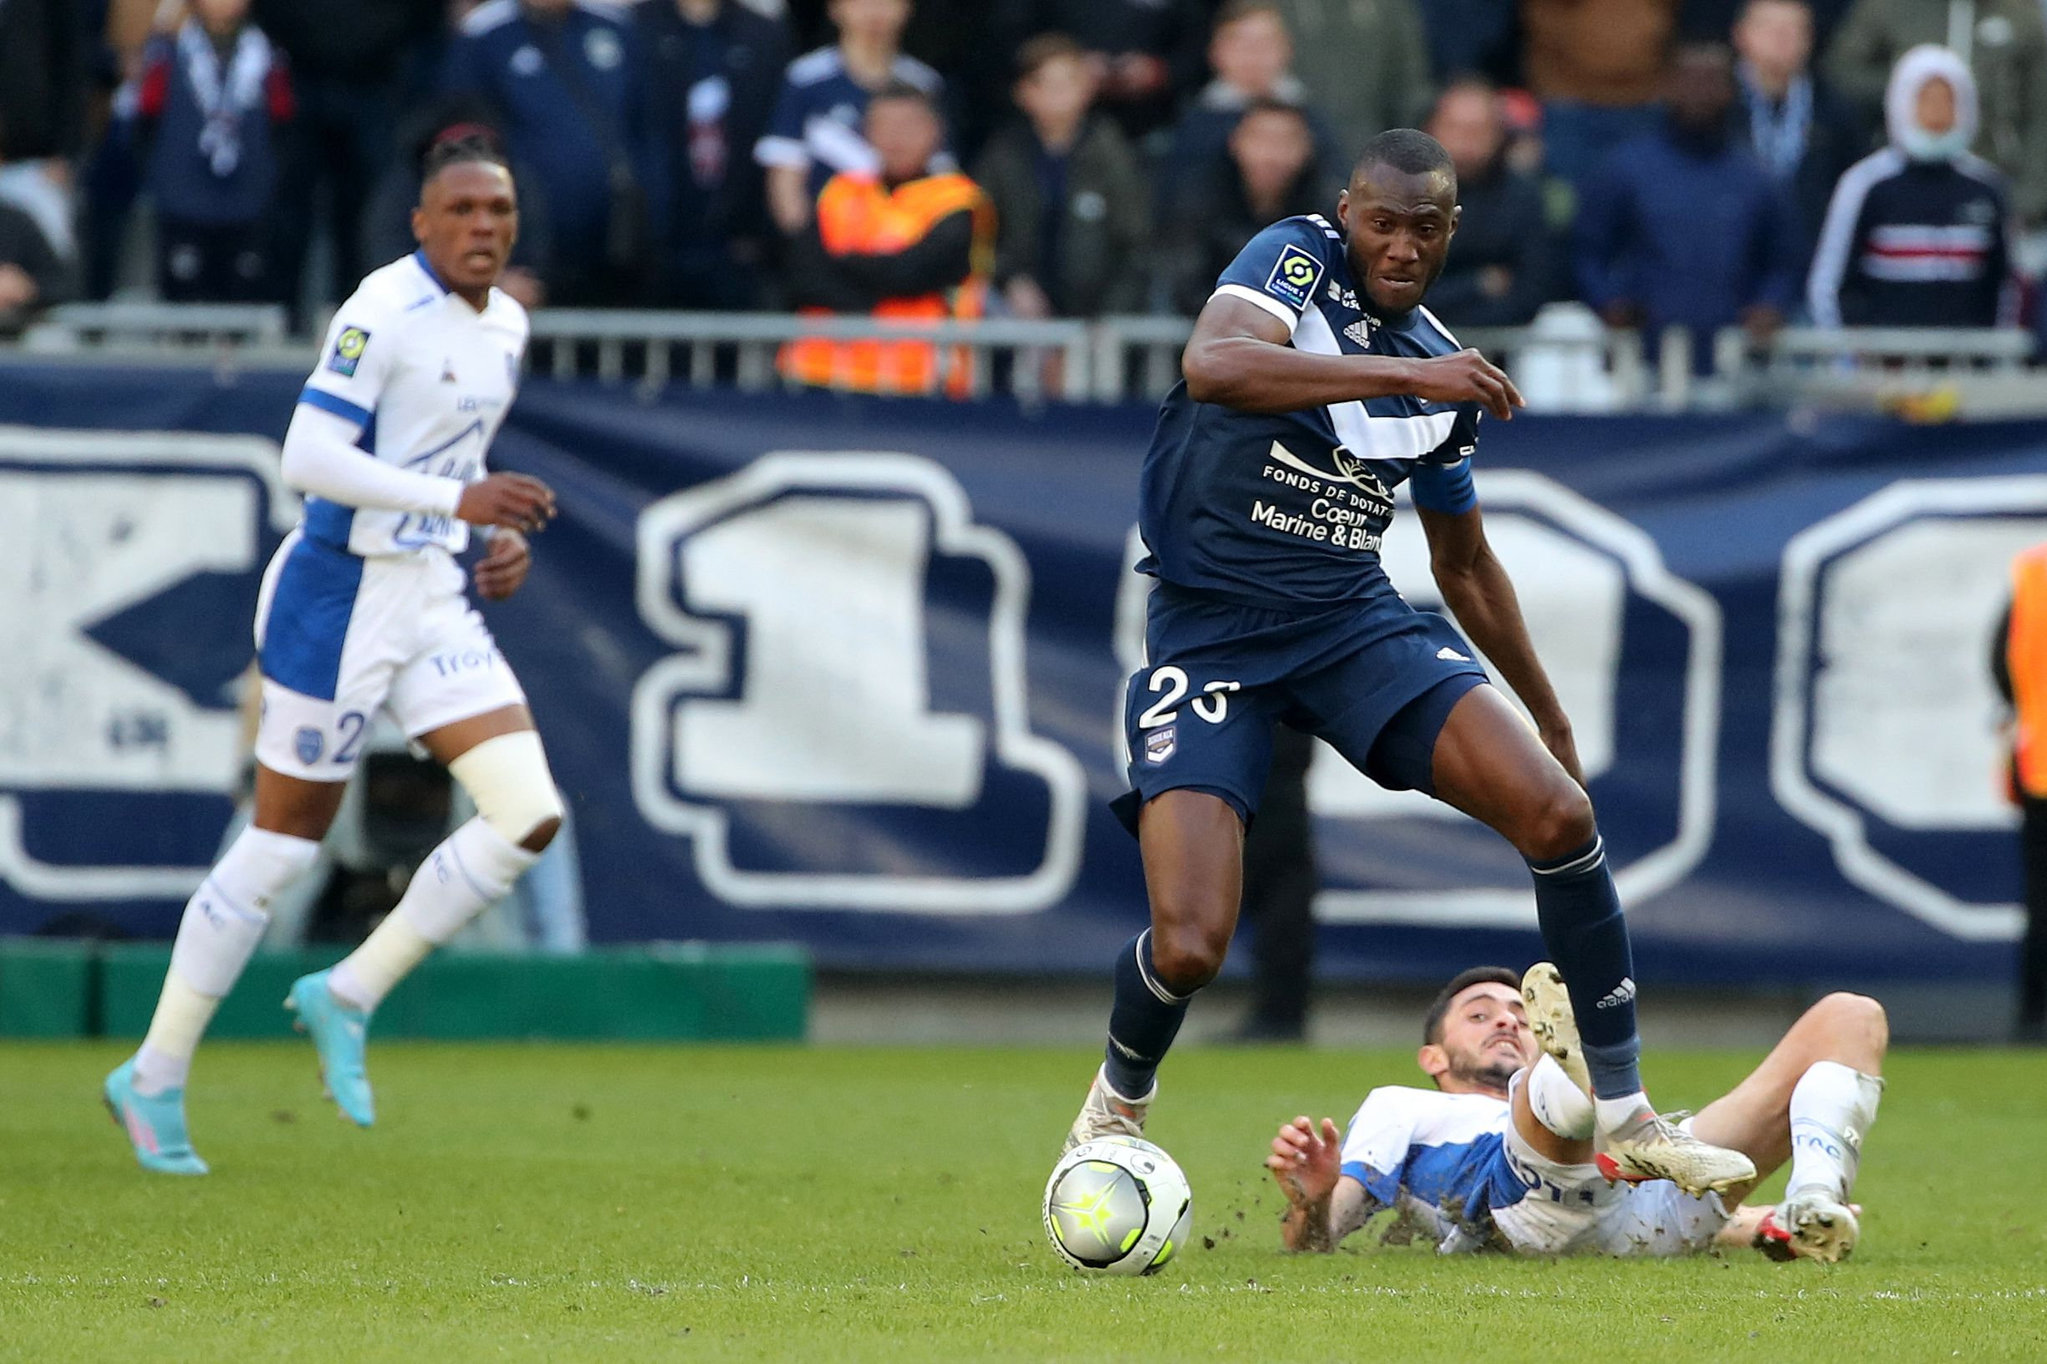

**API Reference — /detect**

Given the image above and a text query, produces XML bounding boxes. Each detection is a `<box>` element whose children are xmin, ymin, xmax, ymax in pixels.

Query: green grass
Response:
<box><xmin>4</xmin><ymin>1043</ymin><xmax>2045</xmax><ymax>1361</ymax></box>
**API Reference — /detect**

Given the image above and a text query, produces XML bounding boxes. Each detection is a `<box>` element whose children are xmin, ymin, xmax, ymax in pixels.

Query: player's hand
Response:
<box><xmin>456</xmin><ymin>472</ymin><xmax>556</xmax><ymax>534</ymax></box>
<box><xmin>1411</xmin><ymin>349</ymin><xmax>1524</xmax><ymax>423</ymax></box>
<box><xmin>1265</xmin><ymin>1115</ymin><xmax>1342</xmax><ymax>1208</ymax></box>
<box><xmin>471</xmin><ymin>528</ymin><xmax>530</xmax><ymax>601</ymax></box>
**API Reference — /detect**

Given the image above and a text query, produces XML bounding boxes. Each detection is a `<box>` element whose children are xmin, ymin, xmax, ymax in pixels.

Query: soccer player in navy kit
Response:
<box><xmin>1065</xmin><ymin>129</ymin><xmax>1756</xmax><ymax>1196</ymax></box>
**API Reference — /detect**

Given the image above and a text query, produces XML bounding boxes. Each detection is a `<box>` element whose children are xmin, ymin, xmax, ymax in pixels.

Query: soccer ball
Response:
<box><xmin>1042</xmin><ymin>1136</ymin><xmax>1193</xmax><ymax>1275</ymax></box>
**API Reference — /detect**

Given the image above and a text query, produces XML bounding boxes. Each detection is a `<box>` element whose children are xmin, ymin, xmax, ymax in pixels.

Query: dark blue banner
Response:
<box><xmin>2</xmin><ymin>360</ymin><xmax>2041</xmax><ymax>985</ymax></box>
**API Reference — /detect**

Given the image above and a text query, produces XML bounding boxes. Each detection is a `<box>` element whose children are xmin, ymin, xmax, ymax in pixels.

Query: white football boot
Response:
<box><xmin>1062</xmin><ymin>1065</ymin><xmax>1154</xmax><ymax>1154</ymax></box>
<box><xmin>1526</xmin><ymin>965</ymin><xmax>1758</xmax><ymax>1196</ymax></box>
<box><xmin>1755</xmin><ymin>1189</ymin><xmax>1861</xmax><ymax>1263</ymax></box>
<box><xmin>1520</xmin><ymin>962</ymin><xmax>1593</xmax><ymax>1096</ymax></box>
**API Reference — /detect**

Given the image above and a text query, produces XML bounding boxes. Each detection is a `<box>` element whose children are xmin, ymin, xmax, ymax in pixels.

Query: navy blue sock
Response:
<box><xmin>1103</xmin><ymin>930</ymin><xmax>1191</xmax><ymax>1099</ymax></box>
<box><xmin>1526</xmin><ymin>834</ymin><xmax>1643</xmax><ymax>1099</ymax></box>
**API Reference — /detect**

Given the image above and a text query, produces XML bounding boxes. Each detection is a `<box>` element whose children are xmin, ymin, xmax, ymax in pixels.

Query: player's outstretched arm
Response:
<box><xmin>1419</xmin><ymin>505</ymin><xmax>1584</xmax><ymax>785</ymax></box>
<box><xmin>1182</xmin><ymin>295</ymin><xmax>1524</xmax><ymax>420</ymax></box>
<box><xmin>1267</xmin><ymin>1116</ymin><xmax>1372</xmax><ymax>1252</ymax></box>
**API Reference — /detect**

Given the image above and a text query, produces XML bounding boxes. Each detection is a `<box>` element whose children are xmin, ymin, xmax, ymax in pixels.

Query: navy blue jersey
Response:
<box><xmin>1135</xmin><ymin>213</ymin><xmax>1482</xmax><ymax>606</ymax></box>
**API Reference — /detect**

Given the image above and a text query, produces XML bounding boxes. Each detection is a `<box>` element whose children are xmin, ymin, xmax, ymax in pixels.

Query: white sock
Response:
<box><xmin>1594</xmin><ymin>1091</ymin><xmax>1654</xmax><ymax>1133</ymax></box>
<box><xmin>133</xmin><ymin>827</ymin><xmax>321</xmax><ymax>1095</ymax></box>
<box><xmin>1527</xmin><ymin>1055</ymin><xmax>1596</xmax><ymax>1140</ymax></box>
<box><xmin>329</xmin><ymin>817</ymin><xmax>536</xmax><ymax>1012</ymax></box>
<box><xmin>1786</xmin><ymin>1060</ymin><xmax>1884</xmax><ymax>1199</ymax></box>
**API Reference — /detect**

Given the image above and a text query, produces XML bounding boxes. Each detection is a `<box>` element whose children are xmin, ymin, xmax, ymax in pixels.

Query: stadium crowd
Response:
<box><xmin>0</xmin><ymin>0</ymin><xmax>2042</xmax><ymax>371</ymax></box>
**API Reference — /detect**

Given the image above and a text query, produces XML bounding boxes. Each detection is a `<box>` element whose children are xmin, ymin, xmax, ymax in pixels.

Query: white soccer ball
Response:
<box><xmin>1042</xmin><ymin>1136</ymin><xmax>1194</xmax><ymax>1275</ymax></box>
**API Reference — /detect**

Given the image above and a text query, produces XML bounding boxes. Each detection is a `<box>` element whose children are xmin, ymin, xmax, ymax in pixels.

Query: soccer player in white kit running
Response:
<box><xmin>1266</xmin><ymin>965</ymin><xmax>1888</xmax><ymax>1262</ymax></box>
<box><xmin>104</xmin><ymin>136</ymin><xmax>564</xmax><ymax>1174</ymax></box>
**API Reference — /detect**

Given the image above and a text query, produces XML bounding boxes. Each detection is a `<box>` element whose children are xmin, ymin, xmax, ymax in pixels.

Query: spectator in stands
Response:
<box><xmin>1729</xmin><ymin>0</ymin><xmax>1866</xmax><ymax>279</ymax></box>
<box><xmin>1522</xmin><ymin>0</ymin><xmax>1681</xmax><ymax>195</ymax></box>
<box><xmin>994</xmin><ymin>0</ymin><xmax>1210</xmax><ymax>142</ymax></box>
<box><xmin>1807</xmin><ymin>45</ymin><xmax>2013</xmax><ymax>327</ymax></box>
<box><xmin>1574</xmin><ymin>40</ymin><xmax>1802</xmax><ymax>366</ymax></box>
<box><xmin>0</xmin><ymin>195</ymin><xmax>74</xmax><ymax>332</ymax></box>
<box><xmin>361</xmin><ymin>110</ymin><xmax>551</xmax><ymax>309</ymax></box>
<box><xmin>1161</xmin><ymin>1</ymin><xmax>1343</xmax><ymax>221</ymax></box>
<box><xmin>972</xmin><ymin>34</ymin><xmax>1149</xmax><ymax>318</ymax></box>
<box><xmin>639</xmin><ymin>0</ymin><xmax>791</xmax><ymax>309</ymax></box>
<box><xmin>253</xmin><ymin>0</ymin><xmax>442</xmax><ymax>314</ymax></box>
<box><xmin>780</xmin><ymin>83</ymin><xmax>993</xmax><ymax>395</ymax></box>
<box><xmin>757</xmin><ymin>0</ymin><xmax>944</xmax><ymax>238</ymax></box>
<box><xmin>0</xmin><ymin>0</ymin><xmax>89</xmax><ymax>275</ymax></box>
<box><xmin>1164</xmin><ymin>100</ymin><xmax>1332</xmax><ymax>315</ymax></box>
<box><xmin>1419</xmin><ymin>0</ymin><xmax>1520</xmax><ymax>87</ymax></box>
<box><xmin>1267</xmin><ymin>0</ymin><xmax>1433</xmax><ymax>157</ymax></box>
<box><xmin>1683</xmin><ymin>0</ymin><xmax>1856</xmax><ymax>52</ymax></box>
<box><xmin>134</xmin><ymin>0</ymin><xmax>296</xmax><ymax>303</ymax></box>
<box><xmin>0</xmin><ymin>0</ymin><xmax>90</xmax><ymax>167</ymax></box>
<box><xmin>1423</xmin><ymin>77</ymin><xmax>1557</xmax><ymax>326</ymax></box>
<box><xmin>444</xmin><ymin>0</ymin><xmax>659</xmax><ymax>306</ymax></box>
<box><xmin>1823</xmin><ymin>0</ymin><xmax>2047</xmax><ymax>224</ymax></box>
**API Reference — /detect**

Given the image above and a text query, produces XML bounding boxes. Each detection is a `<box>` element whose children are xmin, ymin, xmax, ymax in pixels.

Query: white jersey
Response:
<box><xmin>296</xmin><ymin>251</ymin><xmax>528</xmax><ymax>558</ymax></box>
<box><xmin>1339</xmin><ymin>1084</ymin><xmax>1728</xmax><ymax>1257</ymax></box>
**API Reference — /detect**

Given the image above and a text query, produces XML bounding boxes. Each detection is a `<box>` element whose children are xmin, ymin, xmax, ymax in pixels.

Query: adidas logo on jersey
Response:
<box><xmin>1344</xmin><ymin>317</ymin><xmax>1374</xmax><ymax>349</ymax></box>
<box><xmin>1595</xmin><ymin>977</ymin><xmax>1637</xmax><ymax>1010</ymax></box>
<box><xmin>1436</xmin><ymin>646</ymin><xmax>1470</xmax><ymax>662</ymax></box>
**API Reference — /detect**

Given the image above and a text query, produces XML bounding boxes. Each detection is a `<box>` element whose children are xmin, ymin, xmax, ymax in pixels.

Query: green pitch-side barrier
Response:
<box><xmin>0</xmin><ymin>939</ymin><xmax>809</xmax><ymax>1041</ymax></box>
<box><xmin>0</xmin><ymin>939</ymin><xmax>95</xmax><ymax>1037</ymax></box>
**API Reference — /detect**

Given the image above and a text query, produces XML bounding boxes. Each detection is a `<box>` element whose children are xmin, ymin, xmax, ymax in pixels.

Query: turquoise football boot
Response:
<box><xmin>103</xmin><ymin>1058</ymin><xmax>208</xmax><ymax>1175</ymax></box>
<box><xmin>285</xmin><ymin>969</ymin><xmax>375</xmax><ymax>1127</ymax></box>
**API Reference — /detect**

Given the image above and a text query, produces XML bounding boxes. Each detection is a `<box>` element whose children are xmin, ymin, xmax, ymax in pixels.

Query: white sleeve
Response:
<box><xmin>280</xmin><ymin>404</ymin><xmax>465</xmax><ymax>517</ymax></box>
<box><xmin>301</xmin><ymin>293</ymin><xmax>397</xmax><ymax>417</ymax></box>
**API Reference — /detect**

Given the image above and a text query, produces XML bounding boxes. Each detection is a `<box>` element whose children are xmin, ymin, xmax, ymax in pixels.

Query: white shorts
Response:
<box><xmin>1496</xmin><ymin>1121</ymin><xmax>1732</xmax><ymax>1258</ymax></box>
<box><xmin>252</xmin><ymin>530</ymin><xmax>527</xmax><ymax>781</ymax></box>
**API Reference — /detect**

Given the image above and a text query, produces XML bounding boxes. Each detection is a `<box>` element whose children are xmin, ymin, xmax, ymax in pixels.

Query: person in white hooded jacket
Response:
<box><xmin>1806</xmin><ymin>42</ymin><xmax>2016</xmax><ymax>328</ymax></box>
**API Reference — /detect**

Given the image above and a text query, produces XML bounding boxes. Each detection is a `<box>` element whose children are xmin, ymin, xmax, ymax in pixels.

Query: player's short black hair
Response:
<box><xmin>1352</xmin><ymin>127</ymin><xmax>1455</xmax><ymax>183</ymax></box>
<box><xmin>1422</xmin><ymin>966</ymin><xmax>1521</xmax><ymax>1045</ymax></box>
<box><xmin>421</xmin><ymin>125</ymin><xmax>511</xmax><ymax>187</ymax></box>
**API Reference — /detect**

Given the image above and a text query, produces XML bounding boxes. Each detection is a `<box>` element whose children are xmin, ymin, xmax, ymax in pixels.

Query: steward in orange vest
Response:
<box><xmin>2006</xmin><ymin>545</ymin><xmax>2047</xmax><ymax>800</ymax></box>
<box><xmin>780</xmin><ymin>84</ymin><xmax>993</xmax><ymax>397</ymax></box>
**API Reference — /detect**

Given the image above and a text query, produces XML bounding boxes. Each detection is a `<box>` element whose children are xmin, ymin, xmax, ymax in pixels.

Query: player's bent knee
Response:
<box><xmin>1149</xmin><ymin>920</ymin><xmax>1231</xmax><ymax>994</ymax></box>
<box><xmin>1517</xmin><ymin>781</ymin><xmax>1597</xmax><ymax>862</ymax></box>
<box><xmin>447</xmin><ymin>730</ymin><xmax>565</xmax><ymax>850</ymax></box>
<box><xmin>1814</xmin><ymin>991</ymin><xmax>1888</xmax><ymax>1050</ymax></box>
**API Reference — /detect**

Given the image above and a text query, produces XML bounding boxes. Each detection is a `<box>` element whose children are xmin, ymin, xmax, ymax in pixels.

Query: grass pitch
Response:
<box><xmin>4</xmin><ymin>1042</ymin><xmax>2045</xmax><ymax>1361</ymax></box>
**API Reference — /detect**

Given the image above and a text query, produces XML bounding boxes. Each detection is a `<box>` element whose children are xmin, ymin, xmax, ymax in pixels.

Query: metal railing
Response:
<box><xmin>4</xmin><ymin>301</ymin><xmax>2039</xmax><ymax>414</ymax></box>
<box><xmin>19</xmin><ymin>300</ymin><xmax>292</xmax><ymax>351</ymax></box>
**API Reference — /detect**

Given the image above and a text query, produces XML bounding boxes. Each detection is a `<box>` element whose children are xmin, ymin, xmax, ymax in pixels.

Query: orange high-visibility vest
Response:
<box><xmin>2010</xmin><ymin>545</ymin><xmax>2047</xmax><ymax>796</ymax></box>
<box><xmin>780</xmin><ymin>170</ymin><xmax>993</xmax><ymax>397</ymax></box>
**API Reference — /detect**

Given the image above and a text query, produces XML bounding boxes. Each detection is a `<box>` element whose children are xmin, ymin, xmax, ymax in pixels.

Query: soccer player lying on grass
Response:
<box><xmin>1267</xmin><ymin>965</ymin><xmax>1887</xmax><ymax>1262</ymax></box>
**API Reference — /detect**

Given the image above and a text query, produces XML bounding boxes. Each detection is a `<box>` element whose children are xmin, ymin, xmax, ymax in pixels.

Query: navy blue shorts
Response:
<box><xmin>1113</xmin><ymin>585</ymin><xmax>1489</xmax><ymax>834</ymax></box>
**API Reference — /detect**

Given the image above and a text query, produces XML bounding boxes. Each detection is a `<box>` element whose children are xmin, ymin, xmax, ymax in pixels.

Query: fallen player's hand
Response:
<box><xmin>1266</xmin><ymin>1115</ymin><xmax>1342</xmax><ymax>1208</ymax></box>
<box><xmin>456</xmin><ymin>472</ymin><xmax>557</xmax><ymax>534</ymax></box>
<box><xmin>1413</xmin><ymin>349</ymin><xmax>1525</xmax><ymax>422</ymax></box>
<box><xmin>471</xmin><ymin>528</ymin><xmax>531</xmax><ymax>601</ymax></box>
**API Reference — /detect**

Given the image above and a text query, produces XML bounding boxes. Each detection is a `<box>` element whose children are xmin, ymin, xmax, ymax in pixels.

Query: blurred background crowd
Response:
<box><xmin>0</xmin><ymin>0</ymin><xmax>2043</xmax><ymax>356</ymax></box>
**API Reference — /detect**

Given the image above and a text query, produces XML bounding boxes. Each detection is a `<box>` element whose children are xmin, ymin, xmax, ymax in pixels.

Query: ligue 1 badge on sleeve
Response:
<box><xmin>1264</xmin><ymin>244</ymin><xmax>1322</xmax><ymax>310</ymax></box>
<box><xmin>328</xmin><ymin>326</ymin><xmax>371</xmax><ymax>378</ymax></box>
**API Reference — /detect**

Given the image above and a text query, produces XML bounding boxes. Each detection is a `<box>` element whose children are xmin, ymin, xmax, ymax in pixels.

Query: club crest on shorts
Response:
<box><xmin>1144</xmin><ymin>725</ymin><xmax>1177</xmax><ymax>766</ymax></box>
<box><xmin>294</xmin><ymin>726</ymin><xmax>324</xmax><ymax>766</ymax></box>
